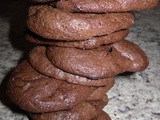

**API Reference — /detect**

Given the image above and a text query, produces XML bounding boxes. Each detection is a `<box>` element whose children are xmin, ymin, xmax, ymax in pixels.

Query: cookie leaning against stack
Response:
<box><xmin>7</xmin><ymin>0</ymin><xmax>158</xmax><ymax>120</ymax></box>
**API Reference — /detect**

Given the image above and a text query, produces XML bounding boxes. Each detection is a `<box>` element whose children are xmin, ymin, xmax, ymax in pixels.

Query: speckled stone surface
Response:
<box><xmin>0</xmin><ymin>1</ymin><xmax>160</xmax><ymax>120</ymax></box>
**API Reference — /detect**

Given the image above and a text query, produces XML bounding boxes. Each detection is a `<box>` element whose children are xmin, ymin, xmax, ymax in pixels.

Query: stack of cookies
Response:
<box><xmin>7</xmin><ymin>0</ymin><xmax>158</xmax><ymax>120</ymax></box>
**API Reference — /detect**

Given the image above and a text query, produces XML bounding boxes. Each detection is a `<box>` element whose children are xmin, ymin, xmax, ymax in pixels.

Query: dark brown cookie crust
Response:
<box><xmin>26</xmin><ymin>29</ymin><xmax>129</xmax><ymax>49</ymax></box>
<box><xmin>57</xmin><ymin>0</ymin><xmax>159</xmax><ymax>13</ymax></box>
<box><xmin>27</xmin><ymin>5</ymin><xmax>134</xmax><ymax>40</ymax></box>
<box><xmin>47</xmin><ymin>40</ymin><xmax>149</xmax><ymax>79</ymax></box>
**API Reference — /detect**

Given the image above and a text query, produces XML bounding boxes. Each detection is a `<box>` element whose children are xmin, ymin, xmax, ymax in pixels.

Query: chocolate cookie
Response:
<box><xmin>56</xmin><ymin>0</ymin><xmax>159</xmax><ymax>13</ymax></box>
<box><xmin>7</xmin><ymin>61</ymin><xmax>100</xmax><ymax>113</ymax></box>
<box><xmin>47</xmin><ymin>40</ymin><xmax>149</xmax><ymax>79</ymax></box>
<box><xmin>28</xmin><ymin>46</ymin><xmax>115</xmax><ymax>86</ymax></box>
<box><xmin>26</xmin><ymin>29</ymin><xmax>128</xmax><ymax>49</ymax></box>
<box><xmin>27</xmin><ymin>5</ymin><xmax>134</xmax><ymax>40</ymax></box>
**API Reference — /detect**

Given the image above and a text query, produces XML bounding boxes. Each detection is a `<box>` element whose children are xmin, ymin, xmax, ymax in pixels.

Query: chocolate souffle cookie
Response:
<box><xmin>7</xmin><ymin>0</ymin><xmax>158</xmax><ymax>120</ymax></box>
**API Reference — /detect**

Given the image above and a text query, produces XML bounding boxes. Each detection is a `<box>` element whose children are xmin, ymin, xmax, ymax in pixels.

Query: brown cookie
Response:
<box><xmin>56</xmin><ymin>0</ymin><xmax>159</xmax><ymax>13</ymax></box>
<box><xmin>47</xmin><ymin>40</ymin><xmax>149</xmax><ymax>79</ymax></box>
<box><xmin>27</xmin><ymin>5</ymin><xmax>134</xmax><ymax>40</ymax></box>
<box><xmin>28</xmin><ymin>46</ymin><xmax>115</xmax><ymax>86</ymax></box>
<box><xmin>30</xmin><ymin>101</ymin><xmax>109</xmax><ymax>120</ymax></box>
<box><xmin>7</xmin><ymin>61</ymin><xmax>100</xmax><ymax>113</ymax></box>
<box><xmin>26</xmin><ymin>29</ymin><xmax>128</xmax><ymax>49</ymax></box>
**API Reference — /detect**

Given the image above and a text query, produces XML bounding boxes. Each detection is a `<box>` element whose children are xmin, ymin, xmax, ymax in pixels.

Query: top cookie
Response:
<box><xmin>56</xmin><ymin>0</ymin><xmax>159</xmax><ymax>13</ymax></box>
<box><xmin>27</xmin><ymin>5</ymin><xmax>134</xmax><ymax>41</ymax></box>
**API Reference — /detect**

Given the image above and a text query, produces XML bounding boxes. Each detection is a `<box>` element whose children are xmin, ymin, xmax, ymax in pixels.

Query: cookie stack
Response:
<box><xmin>7</xmin><ymin>0</ymin><xmax>158</xmax><ymax>120</ymax></box>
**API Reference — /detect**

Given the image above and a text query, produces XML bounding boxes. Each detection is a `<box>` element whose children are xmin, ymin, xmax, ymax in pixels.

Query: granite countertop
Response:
<box><xmin>0</xmin><ymin>1</ymin><xmax>160</xmax><ymax>120</ymax></box>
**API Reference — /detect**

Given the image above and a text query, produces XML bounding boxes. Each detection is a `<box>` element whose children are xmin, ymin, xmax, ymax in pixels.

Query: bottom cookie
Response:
<box><xmin>29</xmin><ymin>101</ymin><xmax>111</xmax><ymax>120</ymax></box>
<box><xmin>7</xmin><ymin>60</ymin><xmax>113</xmax><ymax>113</ymax></box>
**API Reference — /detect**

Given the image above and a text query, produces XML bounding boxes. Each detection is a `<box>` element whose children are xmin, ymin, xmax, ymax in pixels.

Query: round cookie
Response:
<box><xmin>26</xmin><ymin>29</ymin><xmax>128</xmax><ymax>49</ymax></box>
<box><xmin>47</xmin><ymin>40</ymin><xmax>149</xmax><ymax>79</ymax></box>
<box><xmin>27</xmin><ymin>5</ymin><xmax>134</xmax><ymax>40</ymax></box>
<box><xmin>56</xmin><ymin>0</ymin><xmax>159</xmax><ymax>13</ymax></box>
<box><xmin>28</xmin><ymin>46</ymin><xmax>115</xmax><ymax>86</ymax></box>
<box><xmin>30</xmin><ymin>101</ymin><xmax>108</xmax><ymax>120</ymax></box>
<box><xmin>7</xmin><ymin>61</ymin><xmax>99</xmax><ymax>113</ymax></box>
<box><xmin>30</xmin><ymin>102</ymin><xmax>98</xmax><ymax>120</ymax></box>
